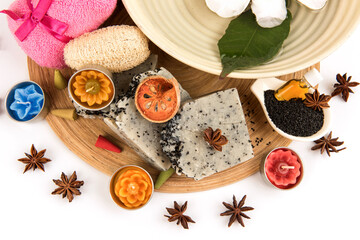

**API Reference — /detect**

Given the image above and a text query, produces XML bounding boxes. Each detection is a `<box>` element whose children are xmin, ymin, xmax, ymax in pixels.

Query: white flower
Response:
<box><xmin>206</xmin><ymin>0</ymin><xmax>328</xmax><ymax>28</ymax></box>
<box><xmin>251</xmin><ymin>0</ymin><xmax>287</xmax><ymax>28</ymax></box>
<box><xmin>205</xmin><ymin>0</ymin><xmax>250</xmax><ymax>18</ymax></box>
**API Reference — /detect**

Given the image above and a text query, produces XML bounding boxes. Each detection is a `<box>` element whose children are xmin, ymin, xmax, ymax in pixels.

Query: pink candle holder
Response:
<box><xmin>260</xmin><ymin>147</ymin><xmax>304</xmax><ymax>190</ymax></box>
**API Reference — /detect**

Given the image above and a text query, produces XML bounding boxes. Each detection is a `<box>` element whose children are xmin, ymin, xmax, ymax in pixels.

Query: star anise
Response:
<box><xmin>51</xmin><ymin>171</ymin><xmax>84</xmax><ymax>202</ymax></box>
<box><xmin>165</xmin><ymin>201</ymin><xmax>195</xmax><ymax>229</ymax></box>
<box><xmin>203</xmin><ymin>127</ymin><xmax>229</xmax><ymax>152</ymax></box>
<box><xmin>18</xmin><ymin>144</ymin><xmax>51</xmax><ymax>173</ymax></box>
<box><xmin>220</xmin><ymin>195</ymin><xmax>254</xmax><ymax>227</ymax></box>
<box><xmin>311</xmin><ymin>131</ymin><xmax>346</xmax><ymax>156</ymax></box>
<box><xmin>303</xmin><ymin>89</ymin><xmax>331</xmax><ymax>111</ymax></box>
<box><xmin>331</xmin><ymin>73</ymin><xmax>359</xmax><ymax>102</ymax></box>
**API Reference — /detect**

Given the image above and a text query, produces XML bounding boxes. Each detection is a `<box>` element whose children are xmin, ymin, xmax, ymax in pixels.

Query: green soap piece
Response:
<box><xmin>51</xmin><ymin>108</ymin><xmax>78</xmax><ymax>120</ymax></box>
<box><xmin>54</xmin><ymin>69</ymin><xmax>68</xmax><ymax>90</ymax></box>
<box><xmin>154</xmin><ymin>168</ymin><xmax>175</xmax><ymax>189</ymax></box>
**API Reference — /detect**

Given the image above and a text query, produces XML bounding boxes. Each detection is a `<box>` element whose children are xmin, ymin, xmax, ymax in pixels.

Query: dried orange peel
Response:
<box><xmin>72</xmin><ymin>70</ymin><xmax>113</xmax><ymax>107</ymax></box>
<box><xmin>114</xmin><ymin>169</ymin><xmax>153</xmax><ymax>209</ymax></box>
<box><xmin>135</xmin><ymin>76</ymin><xmax>181</xmax><ymax>123</ymax></box>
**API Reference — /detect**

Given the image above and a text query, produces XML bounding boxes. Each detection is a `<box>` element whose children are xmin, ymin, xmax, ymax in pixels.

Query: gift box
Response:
<box><xmin>1</xmin><ymin>0</ymin><xmax>117</xmax><ymax>69</ymax></box>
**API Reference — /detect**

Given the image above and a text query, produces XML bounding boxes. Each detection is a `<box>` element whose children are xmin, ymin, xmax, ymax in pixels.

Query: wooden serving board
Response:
<box><xmin>27</xmin><ymin>4</ymin><xmax>319</xmax><ymax>193</ymax></box>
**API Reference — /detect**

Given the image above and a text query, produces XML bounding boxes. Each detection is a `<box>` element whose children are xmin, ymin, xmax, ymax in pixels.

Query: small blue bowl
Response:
<box><xmin>5</xmin><ymin>81</ymin><xmax>49</xmax><ymax>122</ymax></box>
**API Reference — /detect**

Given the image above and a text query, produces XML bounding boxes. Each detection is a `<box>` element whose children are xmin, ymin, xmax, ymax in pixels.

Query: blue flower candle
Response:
<box><xmin>6</xmin><ymin>81</ymin><xmax>47</xmax><ymax>122</ymax></box>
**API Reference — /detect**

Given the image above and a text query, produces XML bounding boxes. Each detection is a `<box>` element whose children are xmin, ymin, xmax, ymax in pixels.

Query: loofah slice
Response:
<box><xmin>64</xmin><ymin>25</ymin><xmax>150</xmax><ymax>73</ymax></box>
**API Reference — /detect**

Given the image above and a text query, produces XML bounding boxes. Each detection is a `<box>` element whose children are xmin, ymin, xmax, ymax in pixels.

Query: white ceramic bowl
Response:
<box><xmin>123</xmin><ymin>0</ymin><xmax>360</xmax><ymax>78</ymax></box>
<box><xmin>250</xmin><ymin>77</ymin><xmax>331</xmax><ymax>141</ymax></box>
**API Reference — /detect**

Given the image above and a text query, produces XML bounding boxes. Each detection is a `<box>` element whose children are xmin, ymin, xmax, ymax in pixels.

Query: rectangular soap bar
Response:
<box><xmin>104</xmin><ymin>68</ymin><xmax>191</xmax><ymax>171</ymax></box>
<box><xmin>161</xmin><ymin>88</ymin><xmax>254</xmax><ymax>180</ymax></box>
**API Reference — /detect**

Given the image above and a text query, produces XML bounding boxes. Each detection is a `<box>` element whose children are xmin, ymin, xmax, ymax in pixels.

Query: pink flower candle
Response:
<box><xmin>262</xmin><ymin>148</ymin><xmax>303</xmax><ymax>189</ymax></box>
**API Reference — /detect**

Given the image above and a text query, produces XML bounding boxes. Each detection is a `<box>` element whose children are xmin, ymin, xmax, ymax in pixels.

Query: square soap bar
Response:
<box><xmin>161</xmin><ymin>88</ymin><xmax>253</xmax><ymax>180</ymax></box>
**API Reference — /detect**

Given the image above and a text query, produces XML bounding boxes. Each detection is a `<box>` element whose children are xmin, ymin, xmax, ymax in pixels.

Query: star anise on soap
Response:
<box><xmin>18</xmin><ymin>144</ymin><xmax>51</xmax><ymax>173</ymax></box>
<box><xmin>203</xmin><ymin>127</ymin><xmax>229</xmax><ymax>152</ymax></box>
<box><xmin>165</xmin><ymin>201</ymin><xmax>195</xmax><ymax>229</ymax></box>
<box><xmin>51</xmin><ymin>171</ymin><xmax>84</xmax><ymax>202</ymax></box>
<box><xmin>331</xmin><ymin>73</ymin><xmax>359</xmax><ymax>102</ymax></box>
<box><xmin>311</xmin><ymin>131</ymin><xmax>346</xmax><ymax>156</ymax></box>
<box><xmin>303</xmin><ymin>89</ymin><xmax>331</xmax><ymax>111</ymax></box>
<box><xmin>220</xmin><ymin>195</ymin><xmax>254</xmax><ymax>227</ymax></box>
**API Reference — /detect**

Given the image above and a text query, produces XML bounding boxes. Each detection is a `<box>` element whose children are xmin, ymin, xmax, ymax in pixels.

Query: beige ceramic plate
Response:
<box><xmin>123</xmin><ymin>0</ymin><xmax>360</xmax><ymax>79</ymax></box>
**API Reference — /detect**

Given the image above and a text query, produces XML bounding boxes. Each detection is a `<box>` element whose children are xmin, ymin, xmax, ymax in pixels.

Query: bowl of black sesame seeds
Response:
<box><xmin>251</xmin><ymin>77</ymin><xmax>331</xmax><ymax>141</ymax></box>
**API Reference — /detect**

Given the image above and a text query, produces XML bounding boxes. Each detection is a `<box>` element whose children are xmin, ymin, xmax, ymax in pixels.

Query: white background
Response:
<box><xmin>1</xmin><ymin>1</ymin><xmax>359</xmax><ymax>239</ymax></box>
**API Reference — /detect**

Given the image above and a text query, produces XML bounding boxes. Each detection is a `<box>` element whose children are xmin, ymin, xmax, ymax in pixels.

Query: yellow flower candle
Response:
<box><xmin>69</xmin><ymin>68</ymin><xmax>114</xmax><ymax>110</ymax></box>
<box><xmin>110</xmin><ymin>166</ymin><xmax>154</xmax><ymax>210</ymax></box>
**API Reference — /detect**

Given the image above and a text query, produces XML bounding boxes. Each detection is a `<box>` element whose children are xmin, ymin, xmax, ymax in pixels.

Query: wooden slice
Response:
<box><xmin>27</xmin><ymin>5</ymin><xmax>319</xmax><ymax>193</ymax></box>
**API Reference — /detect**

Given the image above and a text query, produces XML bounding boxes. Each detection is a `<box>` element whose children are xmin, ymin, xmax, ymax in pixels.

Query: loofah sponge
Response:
<box><xmin>3</xmin><ymin>0</ymin><xmax>117</xmax><ymax>69</ymax></box>
<box><xmin>64</xmin><ymin>25</ymin><xmax>151</xmax><ymax>73</ymax></box>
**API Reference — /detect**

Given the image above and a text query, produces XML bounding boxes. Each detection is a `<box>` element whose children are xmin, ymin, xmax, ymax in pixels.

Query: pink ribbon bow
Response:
<box><xmin>1</xmin><ymin>0</ymin><xmax>72</xmax><ymax>43</ymax></box>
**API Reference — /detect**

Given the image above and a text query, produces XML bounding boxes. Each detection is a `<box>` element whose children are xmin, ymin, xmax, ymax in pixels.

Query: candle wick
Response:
<box><xmin>281</xmin><ymin>165</ymin><xmax>295</xmax><ymax>169</ymax></box>
<box><xmin>17</xmin><ymin>101</ymin><xmax>31</xmax><ymax>105</ymax></box>
<box><xmin>86</xmin><ymin>86</ymin><xmax>94</xmax><ymax>93</ymax></box>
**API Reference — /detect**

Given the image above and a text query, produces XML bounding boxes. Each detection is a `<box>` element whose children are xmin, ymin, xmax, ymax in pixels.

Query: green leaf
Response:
<box><xmin>218</xmin><ymin>10</ymin><xmax>292</xmax><ymax>78</ymax></box>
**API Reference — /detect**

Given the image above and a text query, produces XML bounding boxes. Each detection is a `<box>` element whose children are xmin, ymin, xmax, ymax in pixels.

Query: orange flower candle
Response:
<box><xmin>69</xmin><ymin>67</ymin><xmax>114</xmax><ymax>110</ymax></box>
<box><xmin>110</xmin><ymin>166</ymin><xmax>153</xmax><ymax>209</ymax></box>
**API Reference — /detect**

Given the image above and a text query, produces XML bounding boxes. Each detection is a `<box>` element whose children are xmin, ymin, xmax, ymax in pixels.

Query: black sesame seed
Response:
<box><xmin>264</xmin><ymin>90</ymin><xmax>324</xmax><ymax>137</ymax></box>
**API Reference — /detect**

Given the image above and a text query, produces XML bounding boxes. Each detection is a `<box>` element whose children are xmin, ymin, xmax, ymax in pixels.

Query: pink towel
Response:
<box><xmin>5</xmin><ymin>0</ymin><xmax>117</xmax><ymax>69</ymax></box>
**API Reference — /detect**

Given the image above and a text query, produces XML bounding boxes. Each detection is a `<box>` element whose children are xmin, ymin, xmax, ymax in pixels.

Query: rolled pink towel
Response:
<box><xmin>3</xmin><ymin>0</ymin><xmax>117</xmax><ymax>69</ymax></box>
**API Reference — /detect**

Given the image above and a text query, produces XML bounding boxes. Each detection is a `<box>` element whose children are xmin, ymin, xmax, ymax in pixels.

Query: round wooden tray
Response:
<box><xmin>27</xmin><ymin>4</ymin><xmax>318</xmax><ymax>193</ymax></box>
